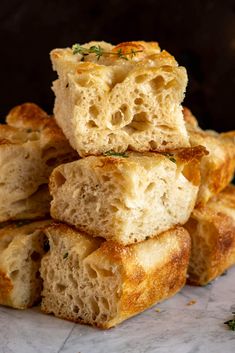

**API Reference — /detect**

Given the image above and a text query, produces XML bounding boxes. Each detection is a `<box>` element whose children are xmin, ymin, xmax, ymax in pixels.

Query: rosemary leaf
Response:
<box><xmin>224</xmin><ymin>315</ymin><xmax>235</xmax><ymax>331</ymax></box>
<box><xmin>104</xmin><ymin>150</ymin><xmax>128</xmax><ymax>158</ymax></box>
<box><xmin>160</xmin><ymin>152</ymin><xmax>176</xmax><ymax>163</ymax></box>
<box><xmin>14</xmin><ymin>220</ymin><xmax>33</xmax><ymax>228</ymax></box>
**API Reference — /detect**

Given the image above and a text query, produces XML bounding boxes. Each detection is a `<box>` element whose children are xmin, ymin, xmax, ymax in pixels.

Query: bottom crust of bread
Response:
<box><xmin>41</xmin><ymin>224</ymin><xmax>190</xmax><ymax>328</ymax></box>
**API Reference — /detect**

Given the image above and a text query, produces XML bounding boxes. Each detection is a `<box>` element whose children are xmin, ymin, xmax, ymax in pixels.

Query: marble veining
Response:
<box><xmin>0</xmin><ymin>267</ymin><xmax>235</xmax><ymax>353</ymax></box>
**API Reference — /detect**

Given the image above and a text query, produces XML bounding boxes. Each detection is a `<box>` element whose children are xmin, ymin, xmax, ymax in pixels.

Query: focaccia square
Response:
<box><xmin>49</xmin><ymin>147</ymin><xmax>206</xmax><ymax>245</ymax></box>
<box><xmin>40</xmin><ymin>223</ymin><xmax>190</xmax><ymax>328</ymax></box>
<box><xmin>0</xmin><ymin>219</ymin><xmax>51</xmax><ymax>309</ymax></box>
<box><xmin>0</xmin><ymin>103</ymin><xmax>77</xmax><ymax>222</ymax></box>
<box><xmin>183</xmin><ymin>107</ymin><xmax>235</xmax><ymax>206</ymax></box>
<box><xmin>51</xmin><ymin>41</ymin><xmax>189</xmax><ymax>157</ymax></box>
<box><xmin>185</xmin><ymin>184</ymin><xmax>235</xmax><ymax>286</ymax></box>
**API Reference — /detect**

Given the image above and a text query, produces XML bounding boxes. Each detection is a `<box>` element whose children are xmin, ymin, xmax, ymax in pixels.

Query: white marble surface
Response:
<box><xmin>1</xmin><ymin>267</ymin><xmax>235</xmax><ymax>353</ymax></box>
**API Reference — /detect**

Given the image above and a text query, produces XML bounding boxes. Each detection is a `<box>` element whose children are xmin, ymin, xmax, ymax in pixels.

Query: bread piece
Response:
<box><xmin>0</xmin><ymin>103</ymin><xmax>77</xmax><ymax>222</ymax></box>
<box><xmin>183</xmin><ymin>107</ymin><xmax>235</xmax><ymax>206</ymax></box>
<box><xmin>50</xmin><ymin>147</ymin><xmax>206</xmax><ymax>245</ymax></box>
<box><xmin>0</xmin><ymin>219</ymin><xmax>51</xmax><ymax>309</ymax></box>
<box><xmin>41</xmin><ymin>223</ymin><xmax>190</xmax><ymax>328</ymax></box>
<box><xmin>185</xmin><ymin>184</ymin><xmax>235</xmax><ymax>286</ymax></box>
<box><xmin>51</xmin><ymin>41</ymin><xmax>189</xmax><ymax>157</ymax></box>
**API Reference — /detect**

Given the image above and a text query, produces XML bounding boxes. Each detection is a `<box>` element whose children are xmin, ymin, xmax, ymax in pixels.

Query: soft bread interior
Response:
<box><xmin>50</xmin><ymin>149</ymin><xmax>205</xmax><ymax>245</ymax></box>
<box><xmin>0</xmin><ymin>103</ymin><xmax>77</xmax><ymax>222</ymax></box>
<box><xmin>41</xmin><ymin>224</ymin><xmax>190</xmax><ymax>328</ymax></box>
<box><xmin>0</xmin><ymin>220</ymin><xmax>51</xmax><ymax>308</ymax></box>
<box><xmin>51</xmin><ymin>41</ymin><xmax>189</xmax><ymax>156</ymax></box>
<box><xmin>183</xmin><ymin>107</ymin><xmax>235</xmax><ymax>206</ymax></box>
<box><xmin>185</xmin><ymin>184</ymin><xmax>235</xmax><ymax>285</ymax></box>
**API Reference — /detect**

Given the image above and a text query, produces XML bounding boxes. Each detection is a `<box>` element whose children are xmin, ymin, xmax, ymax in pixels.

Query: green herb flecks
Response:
<box><xmin>63</xmin><ymin>252</ymin><xmax>68</xmax><ymax>259</ymax></box>
<box><xmin>72</xmin><ymin>44</ymin><xmax>143</xmax><ymax>61</ymax></box>
<box><xmin>224</xmin><ymin>313</ymin><xmax>235</xmax><ymax>331</ymax></box>
<box><xmin>104</xmin><ymin>150</ymin><xmax>128</xmax><ymax>158</ymax></box>
<box><xmin>15</xmin><ymin>220</ymin><xmax>33</xmax><ymax>228</ymax></box>
<box><xmin>160</xmin><ymin>152</ymin><xmax>176</xmax><ymax>163</ymax></box>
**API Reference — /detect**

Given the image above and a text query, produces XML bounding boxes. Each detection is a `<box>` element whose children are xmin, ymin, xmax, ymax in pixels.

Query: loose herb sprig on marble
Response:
<box><xmin>224</xmin><ymin>313</ymin><xmax>235</xmax><ymax>331</ymax></box>
<box><xmin>72</xmin><ymin>44</ymin><xmax>143</xmax><ymax>61</ymax></box>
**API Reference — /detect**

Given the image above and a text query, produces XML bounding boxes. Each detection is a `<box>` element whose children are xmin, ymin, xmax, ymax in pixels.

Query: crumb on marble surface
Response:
<box><xmin>187</xmin><ymin>300</ymin><xmax>197</xmax><ymax>306</ymax></box>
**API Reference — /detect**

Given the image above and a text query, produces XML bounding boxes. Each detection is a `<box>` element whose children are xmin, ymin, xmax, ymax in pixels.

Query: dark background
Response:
<box><xmin>0</xmin><ymin>0</ymin><xmax>235</xmax><ymax>131</ymax></box>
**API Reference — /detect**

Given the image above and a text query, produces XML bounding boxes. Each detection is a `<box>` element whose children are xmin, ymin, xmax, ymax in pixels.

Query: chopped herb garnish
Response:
<box><xmin>224</xmin><ymin>313</ymin><xmax>235</xmax><ymax>331</ymax></box>
<box><xmin>160</xmin><ymin>152</ymin><xmax>176</xmax><ymax>163</ymax></box>
<box><xmin>63</xmin><ymin>252</ymin><xmax>68</xmax><ymax>259</ymax></box>
<box><xmin>72</xmin><ymin>44</ymin><xmax>143</xmax><ymax>61</ymax></box>
<box><xmin>15</xmin><ymin>220</ymin><xmax>33</xmax><ymax>228</ymax></box>
<box><xmin>104</xmin><ymin>150</ymin><xmax>128</xmax><ymax>158</ymax></box>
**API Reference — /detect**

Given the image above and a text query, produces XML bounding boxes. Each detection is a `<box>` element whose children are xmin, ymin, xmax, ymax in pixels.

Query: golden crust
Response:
<box><xmin>0</xmin><ymin>270</ymin><xmax>13</xmax><ymax>303</ymax></box>
<box><xmin>182</xmin><ymin>107</ymin><xmax>198</xmax><ymax>127</ymax></box>
<box><xmin>51</xmin><ymin>40</ymin><xmax>173</xmax><ymax>66</ymax></box>
<box><xmin>81</xmin><ymin>146</ymin><xmax>207</xmax><ymax>168</ymax></box>
<box><xmin>42</xmin><ymin>224</ymin><xmax>190</xmax><ymax>328</ymax></box>
<box><xmin>110</xmin><ymin>41</ymin><xmax>161</xmax><ymax>61</ymax></box>
<box><xmin>50</xmin><ymin>40</ymin><xmax>188</xmax><ymax>156</ymax></box>
<box><xmin>220</xmin><ymin>130</ymin><xmax>235</xmax><ymax>145</ymax></box>
<box><xmin>0</xmin><ymin>103</ymin><xmax>77</xmax><ymax>222</ymax></box>
<box><xmin>100</xmin><ymin>227</ymin><xmax>190</xmax><ymax>328</ymax></box>
<box><xmin>6</xmin><ymin>102</ymin><xmax>49</xmax><ymax>127</ymax></box>
<box><xmin>183</xmin><ymin>107</ymin><xmax>235</xmax><ymax>205</ymax></box>
<box><xmin>50</xmin><ymin>41</ymin><xmax>178</xmax><ymax>80</ymax></box>
<box><xmin>185</xmin><ymin>184</ymin><xmax>235</xmax><ymax>286</ymax></box>
<box><xmin>0</xmin><ymin>219</ymin><xmax>52</xmax><ymax>308</ymax></box>
<box><xmin>113</xmin><ymin>41</ymin><xmax>160</xmax><ymax>53</ymax></box>
<box><xmin>4</xmin><ymin>102</ymin><xmax>71</xmax><ymax>146</ymax></box>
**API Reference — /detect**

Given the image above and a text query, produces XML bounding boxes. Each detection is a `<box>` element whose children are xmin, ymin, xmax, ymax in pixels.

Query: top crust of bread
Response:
<box><xmin>185</xmin><ymin>184</ymin><xmax>235</xmax><ymax>285</ymax></box>
<box><xmin>51</xmin><ymin>41</ymin><xmax>189</xmax><ymax>156</ymax></box>
<box><xmin>0</xmin><ymin>103</ymin><xmax>77</xmax><ymax>222</ymax></box>
<box><xmin>5</xmin><ymin>102</ymin><xmax>70</xmax><ymax>146</ymax></box>
<box><xmin>183</xmin><ymin>107</ymin><xmax>235</xmax><ymax>206</ymax></box>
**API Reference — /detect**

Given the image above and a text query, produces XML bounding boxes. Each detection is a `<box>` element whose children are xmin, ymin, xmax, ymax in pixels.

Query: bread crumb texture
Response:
<box><xmin>51</xmin><ymin>41</ymin><xmax>189</xmax><ymax>156</ymax></box>
<box><xmin>49</xmin><ymin>148</ymin><xmax>206</xmax><ymax>245</ymax></box>
<box><xmin>41</xmin><ymin>224</ymin><xmax>190</xmax><ymax>328</ymax></box>
<box><xmin>183</xmin><ymin>107</ymin><xmax>235</xmax><ymax>206</ymax></box>
<box><xmin>0</xmin><ymin>220</ymin><xmax>52</xmax><ymax>309</ymax></box>
<box><xmin>185</xmin><ymin>184</ymin><xmax>235</xmax><ymax>286</ymax></box>
<box><xmin>0</xmin><ymin>103</ymin><xmax>77</xmax><ymax>222</ymax></box>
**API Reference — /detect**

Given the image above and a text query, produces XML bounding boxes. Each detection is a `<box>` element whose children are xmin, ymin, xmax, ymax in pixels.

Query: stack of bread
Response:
<box><xmin>0</xmin><ymin>41</ymin><xmax>235</xmax><ymax>329</ymax></box>
<box><xmin>183</xmin><ymin>108</ymin><xmax>235</xmax><ymax>286</ymax></box>
<box><xmin>0</xmin><ymin>103</ymin><xmax>77</xmax><ymax>309</ymax></box>
<box><xmin>40</xmin><ymin>41</ymin><xmax>206</xmax><ymax>328</ymax></box>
